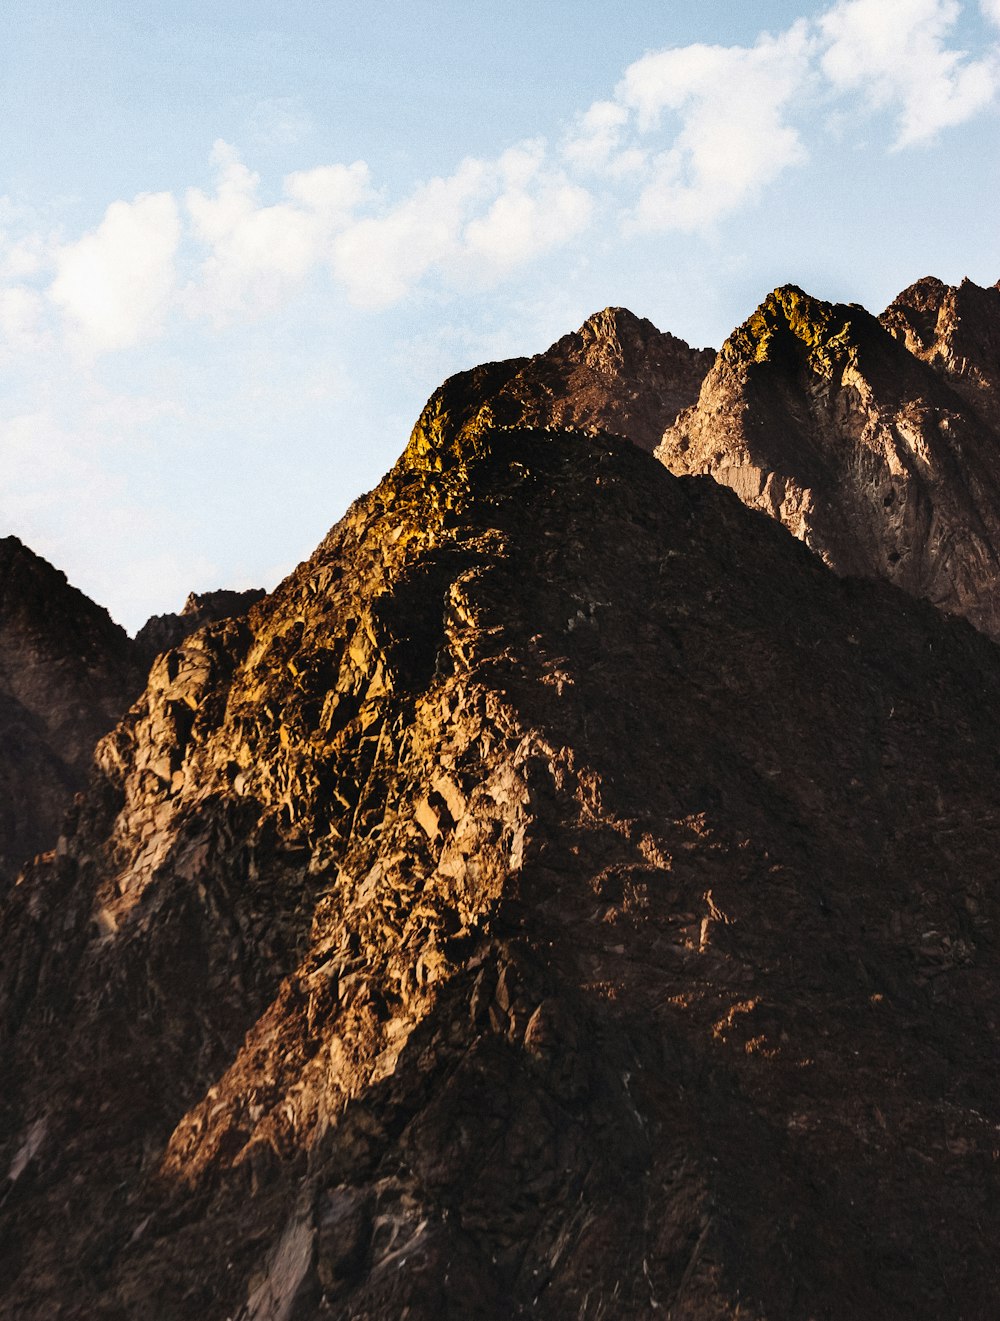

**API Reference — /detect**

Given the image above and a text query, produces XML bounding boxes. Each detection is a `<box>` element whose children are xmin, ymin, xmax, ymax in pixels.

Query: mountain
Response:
<box><xmin>880</xmin><ymin>275</ymin><xmax>1000</xmax><ymax>430</ymax></box>
<box><xmin>0</xmin><ymin>537</ymin><xmax>139</xmax><ymax>886</ymax></box>
<box><xmin>489</xmin><ymin>306</ymin><xmax>714</xmax><ymax>450</ymax></box>
<box><xmin>4</xmin><ymin>361</ymin><xmax>1000</xmax><ymax>1318</ymax></box>
<box><xmin>656</xmin><ymin>281</ymin><xmax>1000</xmax><ymax>639</ymax></box>
<box><xmin>421</xmin><ymin>306</ymin><xmax>714</xmax><ymax>453</ymax></box>
<box><xmin>135</xmin><ymin>588</ymin><xmax>267</xmax><ymax>665</ymax></box>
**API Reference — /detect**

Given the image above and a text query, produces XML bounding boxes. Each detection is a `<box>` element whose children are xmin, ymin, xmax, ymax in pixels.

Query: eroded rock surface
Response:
<box><xmin>881</xmin><ymin>275</ymin><xmax>1000</xmax><ymax>430</ymax></box>
<box><xmin>656</xmin><ymin>281</ymin><xmax>1000</xmax><ymax>639</ymax></box>
<box><xmin>135</xmin><ymin>588</ymin><xmax>267</xmax><ymax>665</ymax></box>
<box><xmin>4</xmin><ymin>377</ymin><xmax>1000</xmax><ymax>1318</ymax></box>
<box><xmin>488</xmin><ymin>306</ymin><xmax>715</xmax><ymax>450</ymax></box>
<box><xmin>0</xmin><ymin>537</ymin><xmax>139</xmax><ymax>884</ymax></box>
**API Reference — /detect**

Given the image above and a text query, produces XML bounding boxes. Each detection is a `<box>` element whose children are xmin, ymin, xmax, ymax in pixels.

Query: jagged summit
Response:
<box><xmin>881</xmin><ymin>275</ymin><xmax>1000</xmax><ymax>429</ymax></box>
<box><xmin>407</xmin><ymin>306</ymin><xmax>714</xmax><ymax>460</ymax></box>
<box><xmin>657</xmin><ymin>277</ymin><xmax>1000</xmax><ymax>638</ymax></box>
<box><xmin>135</xmin><ymin>587</ymin><xmax>267</xmax><ymax>664</ymax></box>
<box><xmin>720</xmin><ymin>285</ymin><xmax>888</xmax><ymax>373</ymax></box>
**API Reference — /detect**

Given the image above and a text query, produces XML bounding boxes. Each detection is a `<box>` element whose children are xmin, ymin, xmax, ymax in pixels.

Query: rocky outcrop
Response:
<box><xmin>0</xmin><ymin>537</ymin><xmax>139</xmax><ymax>885</ymax></box>
<box><xmin>656</xmin><ymin>281</ymin><xmax>1000</xmax><ymax>639</ymax></box>
<box><xmin>881</xmin><ymin>275</ymin><xmax>1000</xmax><ymax>430</ymax></box>
<box><xmin>411</xmin><ymin>307</ymin><xmax>713</xmax><ymax>456</ymax></box>
<box><xmin>4</xmin><ymin>375</ymin><xmax>1000</xmax><ymax>1318</ymax></box>
<box><xmin>135</xmin><ymin>588</ymin><xmax>267</xmax><ymax>664</ymax></box>
<box><xmin>486</xmin><ymin>306</ymin><xmax>715</xmax><ymax>450</ymax></box>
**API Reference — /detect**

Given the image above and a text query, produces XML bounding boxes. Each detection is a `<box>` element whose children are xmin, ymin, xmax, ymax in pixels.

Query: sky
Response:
<box><xmin>2</xmin><ymin>0</ymin><xmax>999</xmax><ymax>632</ymax></box>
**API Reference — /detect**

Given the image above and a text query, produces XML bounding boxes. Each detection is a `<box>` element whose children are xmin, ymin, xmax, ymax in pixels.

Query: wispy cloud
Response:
<box><xmin>331</xmin><ymin>142</ymin><xmax>591</xmax><ymax>308</ymax></box>
<box><xmin>617</xmin><ymin>23</ymin><xmax>815</xmax><ymax>231</ymax></box>
<box><xmin>185</xmin><ymin>141</ymin><xmax>371</xmax><ymax>321</ymax></box>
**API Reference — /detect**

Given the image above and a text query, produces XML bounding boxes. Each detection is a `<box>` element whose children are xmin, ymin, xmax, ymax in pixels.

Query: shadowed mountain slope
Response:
<box><xmin>4</xmin><ymin>375</ymin><xmax>1000</xmax><ymax>1318</ymax></box>
<box><xmin>656</xmin><ymin>281</ymin><xmax>1000</xmax><ymax>639</ymax></box>
<box><xmin>0</xmin><ymin>537</ymin><xmax>139</xmax><ymax>884</ymax></box>
<box><xmin>135</xmin><ymin>588</ymin><xmax>267</xmax><ymax>666</ymax></box>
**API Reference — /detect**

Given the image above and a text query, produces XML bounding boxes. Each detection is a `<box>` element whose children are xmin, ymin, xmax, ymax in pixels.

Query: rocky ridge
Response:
<box><xmin>135</xmin><ymin>588</ymin><xmax>267</xmax><ymax>665</ymax></box>
<box><xmin>4</xmin><ymin>359</ymin><xmax>1000</xmax><ymax>1318</ymax></box>
<box><xmin>489</xmin><ymin>306</ymin><xmax>714</xmax><ymax>451</ymax></box>
<box><xmin>881</xmin><ymin>275</ymin><xmax>1000</xmax><ymax>430</ymax></box>
<box><xmin>656</xmin><ymin>280</ymin><xmax>1000</xmax><ymax>639</ymax></box>
<box><xmin>0</xmin><ymin>537</ymin><xmax>139</xmax><ymax>885</ymax></box>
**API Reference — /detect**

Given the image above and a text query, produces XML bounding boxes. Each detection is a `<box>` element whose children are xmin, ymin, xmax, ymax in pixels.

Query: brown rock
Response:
<box><xmin>0</xmin><ymin>537</ymin><xmax>139</xmax><ymax>886</ymax></box>
<box><xmin>4</xmin><ymin>299</ymin><xmax>1000</xmax><ymax>1318</ymax></box>
<box><xmin>657</xmin><ymin>281</ymin><xmax>1000</xmax><ymax>639</ymax></box>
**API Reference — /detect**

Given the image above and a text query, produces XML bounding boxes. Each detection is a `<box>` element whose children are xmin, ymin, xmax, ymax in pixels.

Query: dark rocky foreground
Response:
<box><xmin>4</xmin><ymin>337</ymin><xmax>1000</xmax><ymax>1318</ymax></box>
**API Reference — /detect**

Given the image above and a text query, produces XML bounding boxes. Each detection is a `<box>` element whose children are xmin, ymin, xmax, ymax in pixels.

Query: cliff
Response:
<box><xmin>4</xmin><ymin>374</ymin><xmax>1000</xmax><ymax>1317</ymax></box>
<box><xmin>656</xmin><ymin>281</ymin><xmax>1000</xmax><ymax>639</ymax></box>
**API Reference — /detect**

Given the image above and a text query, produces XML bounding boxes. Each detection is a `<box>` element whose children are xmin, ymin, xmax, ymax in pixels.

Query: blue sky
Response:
<box><xmin>2</xmin><ymin>0</ymin><xmax>999</xmax><ymax>630</ymax></box>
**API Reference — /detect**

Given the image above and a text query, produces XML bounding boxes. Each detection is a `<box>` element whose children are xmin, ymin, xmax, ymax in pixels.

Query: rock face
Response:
<box><xmin>135</xmin><ymin>588</ymin><xmax>267</xmax><ymax>664</ymax></box>
<box><xmin>656</xmin><ymin>281</ymin><xmax>1000</xmax><ymax>639</ymax></box>
<box><xmin>438</xmin><ymin>306</ymin><xmax>714</xmax><ymax>452</ymax></box>
<box><xmin>507</xmin><ymin>306</ymin><xmax>715</xmax><ymax>450</ymax></box>
<box><xmin>4</xmin><ymin>373</ymin><xmax>1000</xmax><ymax>1318</ymax></box>
<box><xmin>881</xmin><ymin>275</ymin><xmax>1000</xmax><ymax>430</ymax></box>
<box><xmin>0</xmin><ymin>537</ymin><xmax>138</xmax><ymax>884</ymax></box>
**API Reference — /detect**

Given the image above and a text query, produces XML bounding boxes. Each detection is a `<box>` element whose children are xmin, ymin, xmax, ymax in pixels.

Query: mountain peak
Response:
<box><xmin>721</xmin><ymin>285</ymin><xmax>882</xmax><ymax>373</ymax></box>
<box><xmin>577</xmin><ymin>304</ymin><xmax>660</xmax><ymax>345</ymax></box>
<box><xmin>880</xmin><ymin>275</ymin><xmax>1000</xmax><ymax>429</ymax></box>
<box><xmin>659</xmin><ymin>277</ymin><xmax>1000</xmax><ymax>636</ymax></box>
<box><xmin>401</xmin><ymin>307</ymin><xmax>715</xmax><ymax>467</ymax></box>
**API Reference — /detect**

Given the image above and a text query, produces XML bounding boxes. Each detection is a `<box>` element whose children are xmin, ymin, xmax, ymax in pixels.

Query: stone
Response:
<box><xmin>4</xmin><ymin>286</ymin><xmax>1000</xmax><ymax>1318</ymax></box>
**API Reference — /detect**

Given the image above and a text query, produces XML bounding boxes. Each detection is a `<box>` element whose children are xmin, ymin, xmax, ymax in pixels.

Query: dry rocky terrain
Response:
<box><xmin>656</xmin><ymin>279</ymin><xmax>1000</xmax><ymax>639</ymax></box>
<box><xmin>2</xmin><ymin>284</ymin><xmax>1000</xmax><ymax>1318</ymax></box>
<box><xmin>0</xmin><ymin>538</ymin><xmax>138</xmax><ymax>886</ymax></box>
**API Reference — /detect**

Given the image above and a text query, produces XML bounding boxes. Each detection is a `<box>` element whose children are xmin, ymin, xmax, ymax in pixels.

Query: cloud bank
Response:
<box><xmin>1</xmin><ymin>0</ymin><xmax>998</xmax><ymax>357</ymax></box>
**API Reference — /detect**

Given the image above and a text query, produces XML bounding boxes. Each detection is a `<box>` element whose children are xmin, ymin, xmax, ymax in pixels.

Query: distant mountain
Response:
<box><xmin>5</xmin><ymin>334</ymin><xmax>1000</xmax><ymax>1318</ymax></box>
<box><xmin>478</xmin><ymin>306</ymin><xmax>715</xmax><ymax>450</ymax></box>
<box><xmin>0</xmin><ymin>537</ymin><xmax>138</xmax><ymax>885</ymax></box>
<box><xmin>135</xmin><ymin>588</ymin><xmax>267</xmax><ymax>664</ymax></box>
<box><xmin>656</xmin><ymin>280</ymin><xmax>1000</xmax><ymax>639</ymax></box>
<box><xmin>881</xmin><ymin>275</ymin><xmax>1000</xmax><ymax>430</ymax></box>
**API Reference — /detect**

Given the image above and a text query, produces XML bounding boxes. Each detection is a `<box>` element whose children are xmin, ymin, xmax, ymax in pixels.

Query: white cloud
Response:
<box><xmin>564</xmin><ymin>100</ymin><xmax>643</xmax><ymax>174</ymax></box>
<box><xmin>331</xmin><ymin>157</ymin><xmax>493</xmax><ymax>308</ymax></box>
<box><xmin>461</xmin><ymin>145</ymin><xmax>592</xmax><ymax>277</ymax></box>
<box><xmin>820</xmin><ymin>0</ymin><xmax>999</xmax><ymax>146</ymax></box>
<box><xmin>185</xmin><ymin>141</ymin><xmax>371</xmax><ymax>321</ymax></box>
<box><xmin>49</xmin><ymin>192</ymin><xmax>180</xmax><ymax>354</ymax></box>
<box><xmin>618</xmin><ymin>24</ymin><xmax>814</xmax><ymax>231</ymax></box>
<box><xmin>331</xmin><ymin>144</ymin><xmax>591</xmax><ymax>308</ymax></box>
<box><xmin>0</xmin><ymin>231</ymin><xmax>48</xmax><ymax>282</ymax></box>
<box><xmin>983</xmin><ymin>0</ymin><xmax>1000</xmax><ymax>26</ymax></box>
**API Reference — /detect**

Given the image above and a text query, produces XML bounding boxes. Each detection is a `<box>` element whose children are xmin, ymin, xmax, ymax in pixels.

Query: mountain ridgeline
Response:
<box><xmin>657</xmin><ymin>279</ymin><xmax>1000</xmax><ymax>639</ymax></box>
<box><xmin>2</xmin><ymin>278</ymin><xmax>1000</xmax><ymax>1319</ymax></box>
